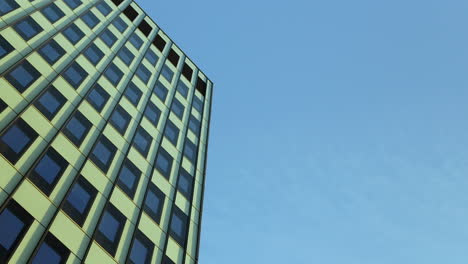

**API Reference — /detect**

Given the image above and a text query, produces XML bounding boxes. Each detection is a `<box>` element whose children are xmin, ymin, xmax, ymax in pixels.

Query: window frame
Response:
<box><xmin>86</xmin><ymin>84</ymin><xmax>110</xmax><ymax>112</ymax></box>
<box><xmin>83</xmin><ymin>43</ymin><xmax>104</xmax><ymax>66</ymax></box>
<box><xmin>89</xmin><ymin>136</ymin><xmax>118</xmax><ymax>173</ymax></box>
<box><xmin>0</xmin><ymin>200</ymin><xmax>34</xmax><ymax>263</ymax></box>
<box><xmin>143</xmin><ymin>183</ymin><xmax>165</xmax><ymax>224</ymax></box>
<box><xmin>144</xmin><ymin>102</ymin><xmax>161</xmax><ymax>126</ymax></box>
<box><xmin>116</xmin><ymin>159</ymin><xmax>141</xmax><ymax>199</ymax></box>
<box><xmin>0</xmin><ymin>35</ymin><xmax>14</xmax><ymax>59</ymax></box>
<box><xmin>171</xmin><ymin>98</ymin><xmax>185</xmax><ymax>119</ymax></box>
<box><xmin>132</xmin><ymin>127</ymin><xmax>152</xmax><ymax>157</ymax></box>
<box><xmin>62</xmin><ymin>111</ymin><xmax>92</xmax><ymax>147</ymax></box>
<box><xmin>5</xmin><ymin>60</ymin><xmax>41</xmax><ymax>93</ymax></box>
<box><xmin>0</xmin><ymin>118</ymin><xmax>38</xmax><ymax>164</ymax></box>
<box><xmin>13</xmin><ymin>16</ymin><xmax>43</xmax><ymax>41</ymax></box>
<box><xmin>124</xmin><ymin>83</ymin><xmax>142</xmax><ymax>106</ymax></box>
<box><xmin>100</xmin><ymin>28</ymin><xmax>117</xmax><ymax>48</ymax></box>
<box><xmin>41</xmin><ymin>3</ymin><xmax>65</xmax><ymax>23</ymax></box>
<box><xmin>81</xmin><ymin>10</ymin><xmax>99</xmax><ymax>29</ymax></box>
<box><xmin>169</xmin><ymin>206</ymin><xmax>188</xmax><ymax>247</ymax></box>
<box><xmin>94</xmin><ymin>204</ymin><xmax>126</xmax><ymax>256</ymax></box>
<box><xmin>62</xmin><ymin>176</ymin><xmax>98</xmax><ymax>226</ymax></box>
<box><xmin>62</xmin><ymin>62</ymin><xmax>88</xmax><ymax>88</ymax></box>
<box><xmin>104</xmin><ymin>63</ymin><xmax>124</xmax><ymax>86</ymax></box>
<box><xmin>63</xmin><ymin>23</ymin><xmax>85</xmax><ymax>45</ymax></box>
<box><xmin>164</xmin><ymin>121</ymin><xmax>179</xmax><ymax>146</ymax></box>
<box><xmin>30</xmin><ymin>233</ymin><xmax>70</xmax><ymax>264</ymax></box>
<box><xmin>38</xmin><ymin>39</ymin><xmax>66</xmax><ymax>65</ymax></box>
<box><xmin>109</xmin><ymin>105</ymin><xmax>131</xmax><ymax>135</ymax></box>
<box><xmin>0</xmin><ymin>0</ymin><xmax>20</xmax><ymax>16</ymax></box>
<box><xmin>155</xmin><ymin>148</ymin><xmax>173</xmax><ymax>179</ymax></box>
<box><xmin>127</xmin><ymin>230</ymin><xmax>154</xmax><ymax>264</ymax></box>
<box><xmin>28</xmin><ymin>147</ymin><xmax>68</xmax><ymax>196</ymax></box>
<box><xmin>154</xmin><ymin>81</ymin><xmax>168</xmax><ymax>102</ymax></box>
<box><xmin>177</xmin><ymin>168</ymin><xmax>194</xmax><ymax>200</ymax></box>
<box><xmin>34</xmin><ymin>86</ymin><xmax>67</xmax><ymax>121</ymax></box>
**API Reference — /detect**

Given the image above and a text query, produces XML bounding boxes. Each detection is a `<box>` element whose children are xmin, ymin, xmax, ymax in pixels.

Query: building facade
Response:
<box><xmin>0</xmin><ymin>0</ymin><xmax>212</xmax><ymax>263</ymax></box>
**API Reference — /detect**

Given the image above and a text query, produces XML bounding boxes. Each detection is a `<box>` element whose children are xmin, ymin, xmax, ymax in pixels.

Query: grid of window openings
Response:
<box><xmin>0</xmin><ymin>0</ymin><xmax>212</xmax><ymax>264</ymax></box>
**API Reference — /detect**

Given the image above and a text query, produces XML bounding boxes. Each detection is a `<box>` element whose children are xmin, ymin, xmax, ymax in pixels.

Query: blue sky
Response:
<box><xmin>138</xmin><ymin>0</ymin><xmax>468</xmax><ymax>263</ymax></box>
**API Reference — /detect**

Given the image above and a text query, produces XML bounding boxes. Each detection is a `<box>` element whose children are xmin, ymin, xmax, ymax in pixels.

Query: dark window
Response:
<box><xmin>136</xmin><ymin>64</ymin><xmax>151</xmax><ymax>84</ymax></box>
<box><xmin>112</xmin><ymin>17</ymin><xmax>128</xmax><ymax>33</ymax></box>
<box><xmin>0</xmin><ymin>0</ymin><xmax>19</xmax><ymax>16</ymax></box>
<box><xmin>90</xmin><ymin>136</ymin><xmax>117</xmax><ymax>173</ymax></box>
<box><xmin>95</xmin><ymin>204</ymin><xmax>126</xmax><ymax>256</ymax></box>
<box><xmin>14</xmin><ymin>17</ymin><xmax>43</xmax><ymax>40</ymax></box>
<box><xmin>144</xmin><ymin>102</ymin><xmax>161</xmax><ymax>125</ymax></box>
<box><xmin>96</xmin><ymin>1</ymin><xmax>112</xmax><ymax>16</ymax></box>
<box><xmin>137</xmin><ymin>20</ymin><xmax>152</xmax><ymax>37</ymax></box>
<box><xmin>153</xmin><ymin>34</ymin><xmax>166</xmax><ymax>52</ymax></box>
<box><xmin>182</xmin><ymin>63</ymin><xmax>193</xmax><ymax>81</ymax></box>
<box><xmin>128</xmin><ymin>230</ymin><xmax>154</xmax><ymax>264</ymax></box>
<box><xmin>111</xmin><ymin>0</ymin><xmax>123</xmax><ymax>5</ymax></box>
<box><xmin>143</xmin><ymin>183</ymin><xmax>165</xmax><ymax>224</ymax></box>
<box><xmin>124</xmin><ymin>83</ymin><xmax>142</xmax><ymax>106</ymax></box>
<box><xmin>164</xmin><ymin>121</ymin><xmax>179</xmax><ymax>146</ymax></box>
<box><xmin>129</xmin><ymin>33</ymin><xmax>143</xmax><ymax>50</ymax></box>
<box><xmin>5</xmin><ymin>60</ymin><xmax>41</xmax><ymax>93</ymax></box>
<box><xmin>196</xmin><ymin>77</ymin><xmax>207</xmax><ymax>96</ymax></box>
<box><xmin>104</xmin><ymin>63</ymin><xmax>124</xmax><ymax>86</ymax></box>
<box><xmin>171</xmin><ymin>98</ymin><xmax>184</xmax><ymax>119</ymax></box>
<box><xmin>62</xmin><ymin>111</ymin><xmax>92</xmax><ymax>147</ymax></box>
<box><xmin>109</xmin><ymin>106</ymin><xmax>131</xmax><ymax>135</ymax></box>
<box><xmin>192</xmin><ymin>96</ymin><xmax>203</xmax><ymax>112</ymax></box>
<box><xmin>188</xmin><ymin>116</ymin><xmax>201</xmax><ymax>136</ymax></box>
<box><xmin>161</xmin><ymin>65</ymin><xmax>173</xmax><ymax>82</ymax></box>
<box><xmin>177</xmin><ymin>168</ymin><xmax>193</xmax><ymax>199</ymax></box>
<box><xmin>184</xmin><ymin>139</ymin><xmax>197</xmax><ymax>163</ymax></box>
<box><xmin>63</xmin><ymin>24</ymin><xmax>85</xmax><ymax>45</ymax></box>
<box><xmin>38</xmin><ymin>40</ymin><xmax>66</xmax><ymax>65</ymax></box>
<box><xmin>34</xmin><ymin>86</ymin><xmax>66</xmax><ymax>120</ymax></box>
<box><xmin>123</xmin><ymin>5</ymin><xmax>138</xmax><ymax>21</ymax></box>
<box><xmin>31</xmin><ymin>233</ymin><xmax>69</xmax><ymax>264</ymax></box>
<box><xmin>100</xmin><ymin>29</ymin><xmax>117</xmax><ymax>47</ymax></box>
<box><xmin>117</xmin><ymin>46</ymin><xmax>134</xmax><ymax>66</ymax></box>
<box><xmin>0</xmin><ymin>35</ymin><xmax>14</xmax><ymax>59</ymax></box>
<box><xmin>155</xmin><ymin>148</ymin><xmax>173</xmax><ymax>179</ymax></box>
<box><xmin>83</xmin><ymin>44</ymin><xmax>104</xmax><ymax>65</ymax></box>
<box><xmin>176</xmin><ymin>81</ymin><xmax>189</xmax><ymax>98</ymax></box>
<box><xmin>162</xmin><ymin>256</ymin><xmax>175</xmax><ymax>264</ymax></box>
<box><xmin>117</xmin><ymin>159</ymin><xmax>141</xmax><ymax>198</ymax></box>
<box><xmin>133</xmin><ymin>127</ymin><xmax>152</xmax><ymax>157</ymax></box>
<box><xmin>41</xmin><ymin>3</ymin><xmax>64</xmax><ymax>23</ymax></box>
<box><xmin>62</xmin><ymin>62</ymin><xmax>88</xmax><ymax>88</ymax></box>
<box><xmin>0</xmin><ymin>200</ymin><xmax>33</xmax><ymax>263</ymax></box>
<box><xmin>63</xmin><ymin>0</ymin><xmax>82</xmax><ymax>9</ymax></box>
<box><xmin>169</xmin><ymin>207</ymin><xmax>188</xmax><ymax>247</ymax></box>
<box><xmin>29</xmin><ymin>148</ymin><xmax>68</xmax><ymax>196</ymax></box>
<box><xmin>0</xmin><ymin>118</ymin><xmax>38</xmax><ymax>164</ymax></box>
<box><xmin>0</xmin><ymin>99</ymin><xmax>7</xmax><ymax>113</ymax></box>
<box><xmin>145</xmin><ymin>49</ymin><xmax>158</xmax><ymax>66</ymax></box>
<box><xmin>86</xmin><ymin>84</ymin><xmax>109</xmax><ymax>112</ymax></box>
<box><xmin>167</xmin><ymin>49</ymin><xmax>179</xmax><ymax>67</ymax></box>
<box><xmin>81</xmin><ymin>11</ymin><xmax>99</xmax><ymax>29</ymax></box>
<box><xmin>154</xmin><ymin>81</ymin><xmax>168</xmax><ymax>102</ymax></box>
<box><xmin>62</xmin><ymin>176</ymin><xmax>97</xmax><ymax>226</ymax></box>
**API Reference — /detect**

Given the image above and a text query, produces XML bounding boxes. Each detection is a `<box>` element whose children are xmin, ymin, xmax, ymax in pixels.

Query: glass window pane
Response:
<box><xmin>0</xmin><ymin>209</ymin><xmax>24</xmax><ymax>250</ymax></box>
<box><xmin>67</xmin><ymin>183</ymin><xmax>91</xmax><ymax>214</ymax></box>
<box><xmin>14</xmin><ymin>17</ymin><xmax>43</xmax><ymax>40</ymax></box>
<box><xmin>5</xmin><ymin>60</ymin><xmax>41</xmax><ymax>93</ymax></box>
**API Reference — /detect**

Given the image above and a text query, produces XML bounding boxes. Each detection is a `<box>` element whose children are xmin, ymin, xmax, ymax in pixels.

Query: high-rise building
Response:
<box><xmin>0</xmin><ymin>0</ymin><xmax>212</xmax><ymax>263</ymax></box>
